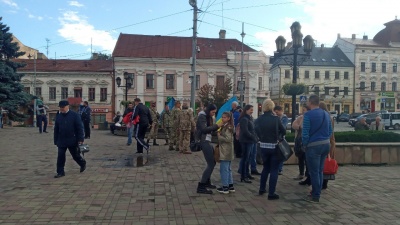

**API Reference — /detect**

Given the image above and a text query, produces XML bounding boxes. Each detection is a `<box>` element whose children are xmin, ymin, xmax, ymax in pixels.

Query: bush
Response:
<box><xmin>284</xmin><ymin>131</ymin><xmax>400</xmax><ymax>142</ymax></box>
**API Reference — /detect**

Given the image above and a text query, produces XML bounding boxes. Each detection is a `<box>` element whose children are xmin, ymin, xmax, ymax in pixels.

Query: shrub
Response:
<box><xmin>284</xmin><ymin>131</ymin><xmax>400</xmax><ymax>142</ymax></box>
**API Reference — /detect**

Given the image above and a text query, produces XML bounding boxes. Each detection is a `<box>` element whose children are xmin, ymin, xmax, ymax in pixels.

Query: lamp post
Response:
<box><xmin>28</xmin><ymin>53</ymin><xmax>37</xmax><ymax>127</ymax></box>
<box><xmin>239</xmin><ymin>22</ymin><xmax>246</xmax><ymax>107</ymax></box>
<box><xmin>116</xmin><ymin>72</ymin><xmax>133</xmax><ymax>102</ymax></box>
<box><xmin>189</xmin><ymin>0</ymin><xmax>198</xmax><ymax>112</ymax></box>
<box><xmin>275</xmin><ymin>22</ymin><xmax>314</xmax><ymax>132</ymax></box>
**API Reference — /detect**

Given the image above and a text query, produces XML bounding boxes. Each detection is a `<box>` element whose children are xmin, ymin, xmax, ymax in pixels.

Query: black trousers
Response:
<box><xmin>83</xmin><ymin>122</ymin><xmax>91</xmax><ymax>138</ymax></box>
<box><xmin>134</xmin><ymin>123</ymin><xmax>149</xmax><ymax>153</ymax></box>
<box><xmin>298</xmin><ymin>152</ymin><xmax>306</xmax><ymax>176</ymax></box>
<box><xmin>57</xmin><ymin>146</ymin><xmax>86</xmax><ymax>175</ymax></box>
<box><xmin>37</xmin><ymin>115</ymin><xmax>48</xmax><ymax>133</ymax></box>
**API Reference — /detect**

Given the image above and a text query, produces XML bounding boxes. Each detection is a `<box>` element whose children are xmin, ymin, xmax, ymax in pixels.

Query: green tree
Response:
<box><xmin>197</xmin><ymin>78</ymin><xmax>233</xmax><ymax>109</ymax></box>
<box><xmin>0</xmin><ymin>17</ymin><xmax>32</xmax><ymax>121</ymax></box>
<box><xmin>92</xmin><ymin>52</ymin><xmax>111</xmax><ymax>60</ymax></box>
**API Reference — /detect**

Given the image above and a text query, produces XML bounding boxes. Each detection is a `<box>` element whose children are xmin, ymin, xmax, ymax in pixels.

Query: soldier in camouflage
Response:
<box><xmin>147</xmin><ymin>102</ymin><xmax>160</xmax><ymax>146</ymax></box>
<box><xmin>170</xmin><ymin>100</ymin><xmax>181</xmax><ymax>151</ymax></box>
<box><xmin>162</xmin><ymin>104</ymin><xmax>173</xmax><ymax>148</ymax></box>
<box><xmin>178</xmin><ymin>103</ymin><xmax>196</xmax><ymax>154</ymax></box>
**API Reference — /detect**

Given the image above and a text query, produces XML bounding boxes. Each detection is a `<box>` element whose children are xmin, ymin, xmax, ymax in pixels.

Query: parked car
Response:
<box><xmin>349</xmin><ymin>113</ymin><xmax>380</xmax><ymax>127</ymax></box>
<box><xmin>329</xmin><ymin>111</ymin><xmax>338</xmax><ymax>120</ymax></box>
<box><xmin>338</xmin><ymin>113</ymin><xmax>350</xmax><ymax>122</ymax></box>
<box><xmin>381</xmin><ymin>112</ymin><xmax>400</xmax><ymax>130</ymax></box>
<box><xmin>286</xmin><ymin>118</ymin><xmax>292</xmax><ymax>130</ymax></box>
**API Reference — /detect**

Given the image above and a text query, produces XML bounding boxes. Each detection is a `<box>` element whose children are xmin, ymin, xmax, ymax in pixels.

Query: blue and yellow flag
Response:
<box><xmin>215</xmin><ymin>96</ymin><xmax>238</xmax><ymax>123</ymax></box>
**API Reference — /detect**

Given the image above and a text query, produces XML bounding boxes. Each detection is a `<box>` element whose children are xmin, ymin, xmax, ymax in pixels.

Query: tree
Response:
<box><xmin>197</xmin><ymin>78</ymin><xmax>233</xmax><ymax>109</ymax></box>
<box><xmin>0</xmin><ymin>17</ymin><xmax>32</xmax><ymax>121</ymax></box>
<box><xmin>92</xmin><ymin>52</ymin><xmax>111</xmax><ymax>60</ymax></box>
<box><xmin>198</xmin><ymin>83</ymin><xmax>214</xmax><ymax>107</ymax></box>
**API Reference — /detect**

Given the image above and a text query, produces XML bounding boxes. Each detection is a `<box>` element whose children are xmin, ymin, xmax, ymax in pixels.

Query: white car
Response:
<box><xmin>329</xmin><ymin>111</ymin><xmax>338</xmax><ymax>120</ymax></box>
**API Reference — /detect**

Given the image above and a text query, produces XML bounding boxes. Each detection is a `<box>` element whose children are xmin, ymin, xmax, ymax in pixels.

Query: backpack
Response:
<box><xmin>235</xmin><ymin>123</ymin><xmax>240</xmax><ymax>140</ymax></box>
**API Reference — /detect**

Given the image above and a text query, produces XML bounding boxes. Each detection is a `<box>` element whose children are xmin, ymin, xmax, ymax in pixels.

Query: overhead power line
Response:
<box><xmin>208</xmin><ymin>1</ymin><xmax>306</xmax><ymax>13</ymax></box>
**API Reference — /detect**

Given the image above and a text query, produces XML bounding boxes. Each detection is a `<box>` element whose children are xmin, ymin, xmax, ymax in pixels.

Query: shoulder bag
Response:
<box><xmin>276</xmin><ymin>118</ymin><xmax>293</xmax><ymax>161</ymax></box>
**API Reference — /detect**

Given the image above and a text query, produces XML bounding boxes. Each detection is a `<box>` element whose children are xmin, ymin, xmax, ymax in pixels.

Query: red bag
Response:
<box><xmin>323</xmin><ymin>155</ymin><xmax>338</xmax><ymax>175</ymax></box>
<box><xmin>122</xmin><ymin>112</ymin><xmax>133</xmax><ymax>124</ymax></box>
<box><xmin>132</xmin><ymin>115</ymin><xmax>140</xmax><ymax>125</ymax></box>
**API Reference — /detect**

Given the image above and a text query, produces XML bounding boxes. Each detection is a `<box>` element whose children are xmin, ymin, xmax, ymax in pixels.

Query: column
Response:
<box><xmin>136</xmin><ymin>68</ymin><xmax>145</xmax><ymax>101</ymax></box>
<box><xmin>207</xmin><ymin>70</ymin><xmax>215</xmax><ymax>86</ymax></box>
<box><xmin>176</xmin><ymin>70</ymin><xmax>184</xmax><ymax>100</ymax></box>
<box><xmin>156</xmin><ymin>70</ymin><xmax>165</xmax><ymax>113</ymax></box>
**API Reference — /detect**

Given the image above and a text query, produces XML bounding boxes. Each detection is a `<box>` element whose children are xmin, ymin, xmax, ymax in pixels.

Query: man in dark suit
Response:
<box><xmin>53</xmin><ymin>100</ymin><xmax>86</xmax><ymax>178</ymax></box>
<box><xmin>131</xmin><ymin>98</ymin><xmax>153</xmax><ymax>154</ymax></box>
<box><xmin>81</xmin><ymin>101</ymin><xmax>92</xmax><ymax>139</ymax></box>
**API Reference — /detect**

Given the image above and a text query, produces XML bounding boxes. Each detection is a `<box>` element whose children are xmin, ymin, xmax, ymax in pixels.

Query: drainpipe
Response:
<box><xmin>277</xmin><ymin>65</ymin><xmax>282</xmax><ymax>105</ymax></box>
<box><xmin>226</xmin><ymin>58</ymin><xmax>237</xmax><ymax>97</ymax></box>
<box><xmin>112</xmin><ymin>57</ymin><xmax>116</xmax><ymax>118</ymax></box>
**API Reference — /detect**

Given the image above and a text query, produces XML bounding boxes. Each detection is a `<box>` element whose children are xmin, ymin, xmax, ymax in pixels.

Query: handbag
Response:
<box><xmin>323</xmin><ymin>154</ymin><xmax>338</xmax><ymax>175</ymax></box>
<box><xmin>214</xmin><ymin>145</ymin><xmax>220</xmax><ymax>163</ymax></box>
<box><xmin>77</xmin><ymin>144</ymin><xmax>90</xmax><ymax>156</ymax></box>
<box><xmin>276</xmin><ymin>118</ymin><xmax>293</xmax><ymax>161</ymax></box>
<box><xmin>294</xmin><ymin>131</ymin><xmax>305</xmax><ymax>157</ymax></box>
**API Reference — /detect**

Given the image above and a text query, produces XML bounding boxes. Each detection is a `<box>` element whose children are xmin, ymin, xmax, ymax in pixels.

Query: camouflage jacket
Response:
<box><xmin>177</xmin><ymin>109</ymin><xmax>196</xmax><ymax>131</ymax></box>
<box><xmin>150</xmin><ymin>107</ymin><xmax>160</xmax><ymax>124</ymax></box>
<box><xmin>171</xmin><ymin>108</ymin><xmax>181</xmax><ymax>127</ymax></box>
<box><xmin>162</xmin><ymin>110</ymin><xmax>173</xmax><ymax>128</ymax></box>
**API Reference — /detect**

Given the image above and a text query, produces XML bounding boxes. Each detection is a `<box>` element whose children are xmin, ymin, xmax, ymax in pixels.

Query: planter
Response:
<box><xmin>282</xmin><ymin>83</ymin><xmax>306</xmax><ymax>96</ymax></box>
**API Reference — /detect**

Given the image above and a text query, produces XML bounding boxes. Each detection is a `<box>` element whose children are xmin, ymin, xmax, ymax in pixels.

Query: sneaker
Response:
<box><xmin>228</xmin><ymin>185</ymin><xmax>235</xmax><ymax>193</ymax></box>
<box><xmin>217</xmin><ymin>186</ymin><xmax>229</xmax><ymax>194</ymax></box>
<box><xmin>303</xmin><ymin>195</ymin><xmax>319</xmax><ymax>203</ymax></box>
<box><xmin>278</xmin><ymin>171</ymin><xmax>283</xmax><ymax>175</ymax></box>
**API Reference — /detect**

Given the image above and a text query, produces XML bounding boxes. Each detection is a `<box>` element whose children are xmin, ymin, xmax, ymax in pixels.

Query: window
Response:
<box><xmin>381</xmin><ymin>82</ymin><xmax>386</xmax><ymax>91</ymax></box>
<box><xmin>24</xmin><ymin>87</ymin><xmax>30</xmax><ymax>94</ymax></box>
<box><xmin>324</xmin><ymin>87</ymin><xmax>330</xmax><ymax>95</ymax></box>
<box><xmin>382</xmin><ymin>63</ymin><xmax>386</xmax><ymax>73</ymax></box>
<box><xmin>74</xmin><ymin>88</ymin><xmax>82</xmax><ymax>98</ymax></box>
<box><xmin>196</xmin><ymin>75</ymin><xmax>200</xmax><ymax>90</ymax></box>
<box><xmin>360</xmin><ymin>82</ymin><xmax>365</xmax><ymax>91</ymax></box>
<box><xmin>216</xmin><ymin>76</ymin><xmax>225</xmax><ymax>89</ymax></box>
<box><xmin>335</xmin><ymin>71</ymin><xmax>340</xmax><ymax>80</ymax></box>
<box><xmin>61</xmin><ymin>87</ymin><xmax>68</xmax><ymax>99</ymax></box>
<box><xmin>49</xmin><ymin>87</ymin><xmax>56</xmax><ymax>100</ymax></box>
<box><xmin>146</xmin><ymin>74</ymin><xmax>154</xmax><ymax>89</ymax></box>
<box><xmin>325</xmin><ymin>71</ymin><xmax>330</xmax><ymax>79</ymax></box>
<box><xmin>394</xmin><ymin>63</ymin><xmax>398</xmax><ymax>73</ymax></box>
<box><xmin>344</xmin><ymin>72</ymin><xmax>349</xmax><ymax>80</ymax></box>
<box><xmin>166</xmin><ymin>74</ymin><xmax>175</xmax><ymax>89</ymax></box>
<box><xmin>89</xmin><ymin>88</ymin><xmax>95</xmax><ymax>101</ymax></box>
<box><xmin>315</xmin><ymin>71</ymin><xmax>320</xmax><ymax>79</ymax></box>
<box><xmin>314</xmin><ymin>87</ymin><xmax>320</xmax><ymax>95</ymax></box>
<box><xmin>35</xmin><ymin>87</ymin><xmax>42</xmax><ymax>97</ymax></box>
<box><xmin>371</xmin><ymin>82</ymin><xmax>376</xmax><ymax>91</ymax></box>
<box><xmin>258</xmin><ymin>77</ymin><xmax>263</xmax><ymax>90</ymax></box>
<box><xmin>305</xmin><ymin>71</ymin><xmax>310</xmax><ymax>79</ymax></box>
<box><xmin>285</xmin><ymin>70</ymin><xmax>290</xmax><ymax>78</ymax></box>
<box><xmin>100</xmin><ymin>88</ymin><xmax>107</xmax><ymax>101</ymax></box>
<box><xmin>334</xmin><ymin>87</ymin><xmax>339</xmax><ymax>96</ymax></box>
<box><xmin>392</xmin><ymin>82</ymin><xmax>397</xmax><ymax>92</ymax></box>
<box><xmin>344</xmin><ymin>87</ymin><xmax>349</xmax><ymax>95</ymax></box>
<box><xmin>371</xmin><ymin>63</ymin><xmax>376</xmax><ymax>72</ymax></box>
<box><xmin>361</xmin><ymin>62</ymin><xmax>365</xmax><ymax>72</ymax></box>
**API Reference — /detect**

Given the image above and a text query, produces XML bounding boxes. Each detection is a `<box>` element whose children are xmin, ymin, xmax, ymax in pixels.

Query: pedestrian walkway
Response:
<box><xmin>0</xmin><ymin>127</ymin><xmax>399</xmax><ymax>225</ymax></box>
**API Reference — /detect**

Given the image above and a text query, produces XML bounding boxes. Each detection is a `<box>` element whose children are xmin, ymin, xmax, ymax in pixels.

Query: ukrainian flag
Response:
<box><xmin>215</xmin><ymin>96</ymin><xmax>238</xmax><ymax>123</ymax></box>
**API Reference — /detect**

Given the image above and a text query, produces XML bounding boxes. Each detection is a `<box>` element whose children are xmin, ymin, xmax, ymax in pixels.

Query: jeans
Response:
<box><xmin>259</xmin><ymin>147</ymin><xmax>281</xmax><ymax>196</ymax></box>
<box><xmin>250</xmin><ymin>143</ymin><xmax>257</xmax><ymax>172</ymax></box>
<box><xmin>239</xmin><ymin>143</ymin><xmax>254</xmax><ymax>179</ymax></box>
<box><xmin>278</xmin><ymin>161</ymin><xmax>283</xmax><ymax>172</ymax></box>
<box><xmin>127</xmin><ymin>125</ymin><xmax>135</xmax><ymax>144</ymax></box>
<box><xmin>200</xmin><ymin>141</ymin><xmax>215</xmax><ymax>183</ymax></box>
<box><xmin>306</xmin><ymin>143</ymin><xmax>330</xmax><ymax>199</ymax></box>
<box><xmin>56</xmin><ymin>146</ymin><xmax>86</xmax><ymax>175</ymax></box>
<box><xmin>37</xmin><ymin>115</ymin><xmax>48</xmax><ymax>133</ymax></box>
<box><xmin>83</xmin><ymin>121</ymin><xmax>91</xmax><ymax>138</ymax></box>
<box><xmin>298</xmin><ymin>152</ymin><xmax>306</xmax><ymax>175</ymax></box>
<box><xmin>220</xmin><ymin>160</ymin><xmax>233</xmax><ymax>187</ymax></box>
<box><xmin>0</xmin><ymin>115</ymin><xmax>2</xmax><ymax>128</ymax></box>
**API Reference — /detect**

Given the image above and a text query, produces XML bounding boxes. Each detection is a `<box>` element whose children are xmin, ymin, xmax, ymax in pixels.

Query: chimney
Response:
<box><xmin>352</xmin><ymin>34</ymin><xmax>356</xmax><ymax>39</ymax></box>
<box><xmin>363</xmin><ymin>35</ymin><xmax>368</xmax><ymax>40</ymax></box>
<box><xmin>92</xmin><ymin>52</ymin><xmax>98</xmax><ymax>60</ymax></box>
<box><xmin>219</xmin><ymin>29</ymin><xmax>226</xmax><ymax>39</ymax></box>
<box><xmin>337</xmin><ymin>33</ymin><xmax>341</xmax><ymax>39</ymax></box>
<box><xmin>37</xmin><ymin>53</ymin><xmax>44</xmax><ymax>59</ymax></box>
<box><xmin>321</xmin><ymin>44</ymin><xmax>324</xmax><ymax>48</ymax></box>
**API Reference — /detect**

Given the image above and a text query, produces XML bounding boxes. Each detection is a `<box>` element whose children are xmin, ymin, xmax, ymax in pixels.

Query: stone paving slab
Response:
<box><xmin>0</xmin><ymin>127</ymin><xmax>400</xmax><ymax>224</ymax></box>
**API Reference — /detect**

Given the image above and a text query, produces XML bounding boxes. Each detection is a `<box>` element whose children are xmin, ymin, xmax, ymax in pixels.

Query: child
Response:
<box><xmin>217</xmin><ymin>112</ymin><xmax>235</xmax><ymax>194</ymax></box>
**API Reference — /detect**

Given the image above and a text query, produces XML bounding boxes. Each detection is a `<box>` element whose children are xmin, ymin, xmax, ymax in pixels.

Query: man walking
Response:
<box><xmin>53</xmin><ymin>100</ymin><xmax>86</xmax><ymax>178</ymax></box>
<box><xmin>162</xmin><ymin>104</ymin><xmax>173</xmax><ymax>148</ymax></box>
<box><xmin>302</xmin><ymin>95</ymin><xmax>332</xmax><ymax>203</ymax></box>
<box><xmin>177</xmin><ymin>103</ymin><xmax>196</xmax><ymax>154</ymax></box>
<box><xmin>131</xmin><ymin>98</ymin><xmax>153</xmax><ymax>154</ymax></box>
<box><xmin>147</xmin><ymin>102</ymin><xmax>160</xmax><ymax>146</ymax></box>
<box><xmin>123</xmin><ymin>102</ymin><xmax>135</xmax><ymax>146</ymax></box>
<box><xmin>81</xmin><ymin>101</ymin><xmax>91</xmax><ymax>139</ymax></box>
<box><xmin>36</xmin><ymin>104</ymin><xmax>49</xmax><ymax>133</ymax></box>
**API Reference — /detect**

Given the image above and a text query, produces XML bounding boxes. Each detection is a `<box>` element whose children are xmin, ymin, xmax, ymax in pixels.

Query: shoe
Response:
<box><xmin>175</xmin><ymin>148</ymin><xmax>180</xmax><ymax>152</ymax></box>
<box><xmin>85</xmin><ymin>137</ymin><xmax>90</xmax><ymax>139</ymax></box>
<box><xmin>127</xmin><ymin>143</ymin><xmax>131</xmax><ymax>146</ymax></box>
<box><xmin>197</xmin><ymin>182</ymin><xmax>213</xmax><ymax>194</ymax></box>
<box><xmin>268</xmin><ymin>193</ymin><xmax>280</xmax><ymax>200</ymax></box>
<box><xmin>247</xmin><ymin>175</ymin><xmax>255</xmax><ymax>180</ymax></box>
<box><xmin>228</xmin><ymin>184</ymin><xmax>235</xmax><ymax>193</ymax></box>
<box><xmin>43</xmin><ymin>131</ymin><xmax>48</xmax><ymax>133</ymax></box>
<box><xmin>278</xmin><ymin>171</ymin><xmax>283</xmax><ymax>175</ymax></box>
<box><xmin>168</xmin><ymin>146</ymin><xmax>175</xmax><ymax>151</ymax></box>
<box><xmin>205</xmin><ymin>179</ymin><xmax>217</xmax><ymax>189</ymax></box>
<box><xmin>251</xmin><ymin>170</ymin><xmax>261</xmax><ymax>175</ymax></box>
<box><xmin>303</xmin><ymin>195</ymin><xmax>319</xmax><ymax>203</ymax></box>
<box><xmin>293</xmin><ymin>174</ymin><xmax>304</xmax><ymax>180</ymax></box>
<box><xmin>217</xmin><ymin>186</ymin><xmax>229</xmax><ymax>194</ymax></box>
<box><xmin>299</xmin><ymin>179</ymin><xmax>311</xmax><ymax>186</ymax></box>
<box><xmin>240</xmin><ymin>178</ymin><xmax>252</xmax><ymax>183</ymax></box>
<box><xmin>164</xmin><ymin>142</ymin><xmax>169</xmax><ymax>145</ymax></box>
<box><xmin>54</xmin><ymin>173</ymin><xmax>65</xmax><ymax>178</ymax></box>
<box><xmin>259</xmin><ymin>190</ymin><xmax>266</xmax><ymax>196</ymax></box>
<box><xmin>135</xmin><ymin>152</ymin><xmax>143</xmax><ymax>154</ymax></box>
<box><xmin>80</xmin><ymin>164</ymin><xmax>86</xmax><ymax>173</ymax></box>
<box><xmin>183</xmin><ymin>151</ymin><xmax>192</xmax><ymax>154</ymax></box>
<box><xmin>153</xmin><ymin>140</ymin><xmax>159</xmax><ymax>146</ymax></box>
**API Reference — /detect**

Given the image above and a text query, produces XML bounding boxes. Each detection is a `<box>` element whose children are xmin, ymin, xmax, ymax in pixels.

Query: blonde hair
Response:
<box><xmin>262</xmin><ymin>99</ymin><xmax>275</xmax><ymax>112</ymax></box>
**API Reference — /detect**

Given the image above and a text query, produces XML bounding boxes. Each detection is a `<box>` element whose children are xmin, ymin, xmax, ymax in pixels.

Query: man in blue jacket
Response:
<box><xmin>302</xmin><ymin>95</ymin><xmax>332</xmax><ymax>203</ymax></box>
<box><xmin>81</xmin><ymin>101</ymin><xmax>91</xmax><ymax>139</ymax></box>
<box><xmin>53</xmin><ymin>100</ymin><xmax>86</xmax><ymax>178</ymax></box>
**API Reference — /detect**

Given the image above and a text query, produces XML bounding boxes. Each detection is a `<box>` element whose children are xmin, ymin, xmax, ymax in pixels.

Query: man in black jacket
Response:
<box><xmin>53</xmin><ymin>100</ymin><xmax>86</xmax><ymax>178</ymax></box>
<box><xmin>81</xmin><ymin>101</ymin><xmax>91</xmax><ymax>139</ymax></box>
<box><xmin>131</xmin><ymin>98</ymin><xmax>153</xmax><ymax>154</ymax></box>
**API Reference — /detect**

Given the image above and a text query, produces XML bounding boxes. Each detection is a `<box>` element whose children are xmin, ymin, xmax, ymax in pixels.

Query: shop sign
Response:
<box><xmin>92</xmin><ymin>108</ymin><xmax>109</xmax><ymax>113</ymax></box>
<box><xmin>379</xmin><ymin>92</ymin><xmax>394</xmax><ymax>98</ymax></box>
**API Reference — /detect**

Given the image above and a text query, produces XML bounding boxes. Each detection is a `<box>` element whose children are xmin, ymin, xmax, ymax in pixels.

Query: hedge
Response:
<box><xmin>284</xmin><ymin>131</ymin><xmax>400</xmax><ymax>142</ymax></box>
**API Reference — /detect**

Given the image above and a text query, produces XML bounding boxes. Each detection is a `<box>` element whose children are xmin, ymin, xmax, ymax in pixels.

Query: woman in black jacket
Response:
<box><xmin>254</xmin><ymin>99</ymin><xmax>286</xmax><ymax>200</ymax></box>
<box><xmin>238</xmin><ymin>105</ymin><xmax>258</xmax><ymax>183</ymax></box>
<box><xmin>196</xmin><ymin>104</ymin><xmax>222</xmax><ymax>194</ymax></box>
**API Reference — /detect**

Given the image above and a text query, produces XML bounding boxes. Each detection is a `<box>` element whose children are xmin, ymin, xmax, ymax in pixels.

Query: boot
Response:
<box><xmin>205</xmin><ymin>178</ymin><xmax>216</xmax><ymax>189</ymax></box>
<box><xmin>153</xmin><ymin>139</ymin><xmax>159</xmax><ymax>146</ymax></box>
<box><xmin>164</xmin><ymin>139</ymin><xmax>169</xmax><ymax>145</ymax></box>
<box><xmin>197</xmin><ymin>182</ymin><xmax>213</xmax><ymax>194</ymax></box>
<box><xmin>146</xmin><ymin>139</ymin><xmax>150</xmax><ymax>145</ymax></box>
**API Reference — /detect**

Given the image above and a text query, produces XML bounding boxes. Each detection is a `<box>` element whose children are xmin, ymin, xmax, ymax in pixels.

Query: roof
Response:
<box><xmin>13</xmin><ymin>59</ymin><xmax>113</xmax><ymax>73</ymax></box>
<box><xmin>338</xmin><ymin>38</ymin><xmax>382</xmax><ymax>47</ymax></box>
<box><xmin>373</xmin><ymin>18</ymin><xmax>400</xmax><ymax>46</ymax></box>
<box><xmin>270</xmin><ymin>46</ymin><xmax>354</xmax><ymax>69</ymax></box>
<box><xmin>112</xmin><ymin>33</ymin><xmax>257</xmax><ymax>59</ymax></box>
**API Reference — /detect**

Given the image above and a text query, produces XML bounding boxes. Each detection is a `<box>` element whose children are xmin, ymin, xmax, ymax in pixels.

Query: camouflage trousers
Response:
<box><xmin>148</xmin><ymin>123</ymin><xmax>158</xmax><ymax>139</ymax></box>
<box><xmin>169</xmin><ymin>126</ymin><xmax>180</xmax><ymax>147</ymax></box>
<box><xmin>179</xmin><ymin>130</ymin><xmax>191</xmax><ymax>153</ymax></box>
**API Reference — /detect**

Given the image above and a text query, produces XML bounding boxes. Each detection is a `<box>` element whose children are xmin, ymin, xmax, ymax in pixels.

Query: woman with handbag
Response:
<box><xmin>238</xmin><ymin>105</ymin><xmax>258</xmax><ymax>184</ymax></box>
<box><xmin>196</xmin><ymin>104</ymin><xmax>223</xmax><ymax>194</ymax></box>
<box><xmin>216</xmin><ymin>112</ymin><xmax>235</xmax><ymax>194</ymax></box>
<box><xmin>254</xmin><ymin>99</ymin><xmax>286</xmax><ymax>200</ymax></box>
<box><xmin>292</xmin><ymin>105</ymin><xmax>310</xmax><ymax>183</ymax></box>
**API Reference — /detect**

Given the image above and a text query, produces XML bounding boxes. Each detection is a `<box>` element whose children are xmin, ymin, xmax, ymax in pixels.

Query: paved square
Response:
<box><xmin>0</xmin><ymin>127</ymin><xmax>400</xmax><ymax>224</ymax></box>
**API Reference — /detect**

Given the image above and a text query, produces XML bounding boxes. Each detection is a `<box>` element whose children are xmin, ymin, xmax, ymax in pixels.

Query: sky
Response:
<box><xmin>1</xmin><ymin>0</ymin><xmax>399</xmax><ymax>59</ymax></box>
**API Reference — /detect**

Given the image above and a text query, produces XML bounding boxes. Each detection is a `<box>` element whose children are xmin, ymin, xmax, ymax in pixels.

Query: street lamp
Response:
<box><xmin>275</xmin><ymin>21</ymin><xmax>314</xmax><ymax>132</ymax></box>
<box><xmin>116</xmin><ymin>72</ymin><xmax>133</xmax><ymax>101</ymax></box>
<box><xmin>239</xmin><ymin>22</ymin><xmax>246</xmax><ymax>107</ymax></box>
<box><xmin>28</xmin><ymin>53</ymin><xmax>37</xmax><ymax>128</ymax></box>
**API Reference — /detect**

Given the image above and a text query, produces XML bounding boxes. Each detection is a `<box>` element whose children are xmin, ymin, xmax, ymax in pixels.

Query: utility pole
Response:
<box><xmin>189</xmin><ymin>0</ymin><xmax>198</xmax><ymax>112</ymax></box>
<box><xmin>45</xmin><ymin>38</ymin><xmax>50</xmax><ymax>57</ymax></box>
<box><xmin>240</xmin><ymin>22</ymin><xmax>245</xmax><ymax>107</ymax></box>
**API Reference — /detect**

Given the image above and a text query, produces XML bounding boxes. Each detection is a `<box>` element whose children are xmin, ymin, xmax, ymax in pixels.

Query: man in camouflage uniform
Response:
<box><xmin>170</xmin><ymin>101</ymin><xmax>181</xmax><ymax>151</ymax></box>
<box><xmin>161</xmin><ymin>104</ymin><xmax>173</xmax><ymax>148</ymax></box>
<box><xmin>147</xmin><ymin>102</ymin><xmax>160</xmax><ymax>146</ymax></box>
<box><xmin>177</xmin><ymin>103</ymin><xmax>196</xmax><ymax>154</ymax></box>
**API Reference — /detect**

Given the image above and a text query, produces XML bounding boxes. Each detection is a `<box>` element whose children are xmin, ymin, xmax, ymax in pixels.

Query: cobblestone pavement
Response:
<box><xmin>0</xmin><ymin>127</ymin><xmax>400</xmax><ymax>225</ymax></box>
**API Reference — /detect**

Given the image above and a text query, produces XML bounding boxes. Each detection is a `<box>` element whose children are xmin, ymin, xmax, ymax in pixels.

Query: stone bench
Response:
<box><xmin>113</xmin><ymin>126</ymin><xmax>167</xmax><ymax>139</ymax></box>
